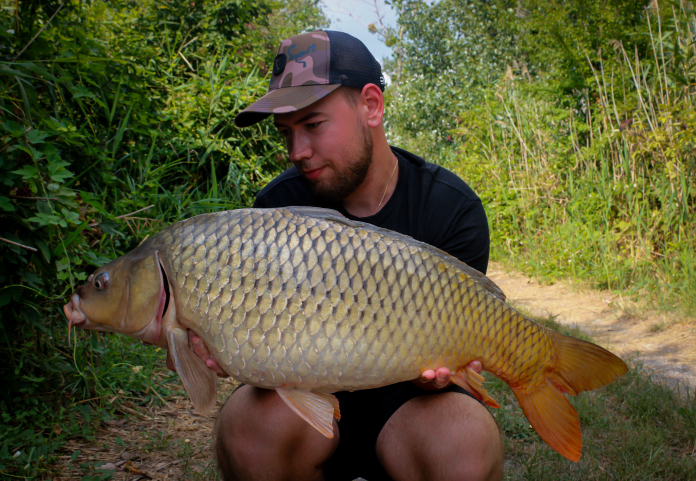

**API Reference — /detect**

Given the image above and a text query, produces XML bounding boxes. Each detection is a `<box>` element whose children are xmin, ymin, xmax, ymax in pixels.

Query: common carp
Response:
<box><xmin>63</xmin><ymin>207</ymin><xmax>627</xmax><ymax>461</ymax></box>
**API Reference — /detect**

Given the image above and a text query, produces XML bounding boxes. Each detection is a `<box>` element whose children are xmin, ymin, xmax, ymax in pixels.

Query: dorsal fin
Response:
<box><xmin>280</xmin><ymin>206</ymin><xmax>506</xmax><ymax>302</ymax></box>
<box><xmin>283</xmin><ymin>206</ymin><xmax>357</xmax><ymax>228</ymax></box>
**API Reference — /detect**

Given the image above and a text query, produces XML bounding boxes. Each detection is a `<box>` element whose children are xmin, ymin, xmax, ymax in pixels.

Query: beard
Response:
<box><xmin>308</xmin><ymin>122</ymin><xmax>374</xmax><ymax>202</ymax></box>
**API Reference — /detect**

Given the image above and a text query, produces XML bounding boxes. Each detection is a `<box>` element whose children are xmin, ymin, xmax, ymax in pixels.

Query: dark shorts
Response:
<box><xmin>231</xmin><ymin>382</ymin><xmax>482</xmax><ymax>481</ymax></box>
<box><xmin>325</xmin><ymin>382</ymin><xmax>482</xmax><ymax>481</ymax></box>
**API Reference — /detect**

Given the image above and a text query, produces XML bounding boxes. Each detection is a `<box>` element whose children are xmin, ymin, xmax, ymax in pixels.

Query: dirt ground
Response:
<box><xmin>50</xmin><ymin>263</ymin><xmax>696</xmax><ymax>480</ymax></box>
<box><xmin>50</xmin><ymin>385</ymin><xmax>237</xmax><ymax>480</ymax></box>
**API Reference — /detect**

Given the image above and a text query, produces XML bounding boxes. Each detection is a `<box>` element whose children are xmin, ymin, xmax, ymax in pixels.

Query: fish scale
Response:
<box><xmin>64</xmin><ymin>206</ymin><xmax>627</xmax><ymax>461</ymax></box>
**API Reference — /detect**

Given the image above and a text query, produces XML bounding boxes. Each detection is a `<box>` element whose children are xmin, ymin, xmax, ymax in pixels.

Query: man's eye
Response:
<box><xmin>307</xmin><ymin>122</ymin><xmax>321</xmax><ymax>129</ymax></box>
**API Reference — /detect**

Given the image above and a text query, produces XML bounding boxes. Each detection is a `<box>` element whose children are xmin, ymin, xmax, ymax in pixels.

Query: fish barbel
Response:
<box><xmin>63</xmin><ymin>207</ymin><xmax>627</xmax><ymax>461</ymax></box>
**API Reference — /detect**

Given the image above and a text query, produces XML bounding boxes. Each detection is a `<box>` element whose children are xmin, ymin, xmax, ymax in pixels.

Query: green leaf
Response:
<box><xmin>48</xmin><ymin>163</ymin><xmax>74</xmax><ymax>183</ymax></box>
<box><xmin>61</xmin><ymin>208</ymin><xmax>81</xmax><ymax>225</ymax></box>
<box><xmin>12</xmin><ymin>165</ymin><xmax>39</xmax><ymax>180</ymax></box>
<box><xmin>35</xmin><ymin>239</ymin><xmax>51</xmax><ymax>262</ymax></box>
<box><xmin>26</xmin><ymin>129</ymin><xmax>50</xmax><ymax>144</ymax></box>
<box><xmin>15</xmin><ymin>144</ymin><xmax>44</xmax><ymax>160</ymax></box>
<box><xmin>0</xmin><ymin>196</ymin><xmax>15</xmax><ymax>211</ymax></box>
<box><xmin>28</xmin><ymin>213</ymin><xmax>63</xmax><ymax>226</ymax></box>
<box><xmin>69</xmin><ymin>84</ymin><xmax>96</xmax><ymax>99</ymax></box>
<box><xmin>0</xmin><ymin>120</ymin><xmax>27</xmax><ymax>137</ymax></box>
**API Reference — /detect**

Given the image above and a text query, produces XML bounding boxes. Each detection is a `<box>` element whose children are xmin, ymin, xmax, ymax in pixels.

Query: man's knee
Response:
<box><xmin>447</xmin><ymin>400</ymin><xmax>503</xmax><ymax>481</ymax></box>
<box><xmin>215</xmin><ymin>386</ymin><xmax>256</xmax><ymax>479</ymax></box>
<box><xmin>377</xmin><ymin>392</ymin><xmax>503</xmax><ymax>481</ymax></box>
<box><xmin>214</xmin><ymin>385</ymin><xmax>339</xmax><ymax>481</ymax></box>
<box><xmin>215</xmin><ymin>386</ymin><xmax>289</xmax><ymax>477</ymax></box>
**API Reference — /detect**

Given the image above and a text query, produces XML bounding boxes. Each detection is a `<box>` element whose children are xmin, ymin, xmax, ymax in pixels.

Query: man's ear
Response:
<box><xmin>361</xmin><ymin>83</ymin><xmax>385</xmax><ymax>128</ymax></box>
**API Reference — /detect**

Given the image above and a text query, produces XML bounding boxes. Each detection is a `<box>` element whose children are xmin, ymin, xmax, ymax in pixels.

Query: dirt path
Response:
<box><xmin>487</xmin><ymin>262</ymin><xmax>696</xmax><ymax>393</ymax></box>
<box><xmin>49</xmin><ymin>264</ymin><xmax>696</xmax><ymax>479</ymax></box>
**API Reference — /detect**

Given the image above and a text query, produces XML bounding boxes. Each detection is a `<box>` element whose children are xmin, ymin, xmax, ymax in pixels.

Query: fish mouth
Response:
<box><xmin>64</xmin><ymin>293</ymin><xmax>90</xmax><ymax>345</ymax></box>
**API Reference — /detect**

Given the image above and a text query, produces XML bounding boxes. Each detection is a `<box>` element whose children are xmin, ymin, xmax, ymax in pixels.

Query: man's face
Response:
<box><xmin>274</xmin><ymin>89</ymin><xmax>373</xmax><ymax>202</ymax></box>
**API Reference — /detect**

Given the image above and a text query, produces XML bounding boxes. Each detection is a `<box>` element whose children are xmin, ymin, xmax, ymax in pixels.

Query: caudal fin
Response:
<box><xmin>512</xmin><ymin>330</ymin><xmax>628</xmax><ymax>462</ymax></box>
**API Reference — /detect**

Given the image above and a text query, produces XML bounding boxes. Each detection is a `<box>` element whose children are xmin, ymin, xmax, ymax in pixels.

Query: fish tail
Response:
<box><xmin>511</xmin><ymin>329</ymin><xmax>628</xmax><ymax>462</ymax></box>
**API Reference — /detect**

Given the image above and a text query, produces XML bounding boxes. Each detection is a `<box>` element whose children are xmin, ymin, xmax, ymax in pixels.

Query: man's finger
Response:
<box><xmin>432</xmin><ymin>367</ymin><xmax>450</xmax><ymax>388</ymax></box>
<box><xmin>420</xmin><ymin>369</ymin><xmax>436</xmax><ymax>382</ymax></box>
<box><xmin>205</xmin><ymin>358</ymin><xmax>228</xmax><ymax>377</ymax></box>
<box><xmin>453</xmin><ymin>361</ymin><xmax>485</xmax><ymax>400</ymax></box>
<box><xmin>189</xmin><ymin>332</ymin><xmax>209</xmax><ymax>358</ymax></box>
<box><xmin>468</xmin><ymin>360</ymin><xmax>482</xmax><ymax>373</ymax></box>
<box><xmin>187</xmin><ymin>332</ymin><xmax>229</xmax><ymax>378</ymax></box>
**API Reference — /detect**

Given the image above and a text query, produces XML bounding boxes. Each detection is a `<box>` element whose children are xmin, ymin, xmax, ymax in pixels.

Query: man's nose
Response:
<box><xmin>287</xmin><ymin>132</ymin><xmax>312</xmax><ymax>162</ymax></box>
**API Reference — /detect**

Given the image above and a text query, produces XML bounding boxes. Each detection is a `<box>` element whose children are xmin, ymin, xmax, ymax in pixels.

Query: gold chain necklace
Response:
<box><xmin>376</xmin><ymin>155</ymin><xmax>398</xmax><ymax>214</ymax></box>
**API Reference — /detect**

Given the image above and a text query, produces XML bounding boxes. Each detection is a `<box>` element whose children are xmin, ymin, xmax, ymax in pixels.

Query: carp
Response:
<box><xmin>63</xmin><ymin>207</ymin><xmax>627</xmax><ymax>461</ymax></box>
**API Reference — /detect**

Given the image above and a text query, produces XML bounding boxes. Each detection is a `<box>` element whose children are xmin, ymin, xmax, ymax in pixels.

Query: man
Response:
<box><xmin>180</xmin><ymin>30</ymin><xmax>503</xmax><ymax>480</ymax></box>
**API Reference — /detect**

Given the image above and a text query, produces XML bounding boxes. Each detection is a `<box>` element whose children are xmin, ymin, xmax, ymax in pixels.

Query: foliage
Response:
<box><xmin>0</xmin><ymin>0</ymin><xmax>326</xmax><ymax>477</ymax></box>
<box><xmin>517</xmin><ymin>0</ymin><xmax>650</xmax><ymax>93</ymax></box>
<box><xmin>449</xmin><ymin>1</ymin><xmax>696</xmax><ymax>312</ymax></box>
<box><xmin>385</xmin><ymin>0</ymin><xmax>652</xmax><ymax>143</ymax></box>
<box><xmin>385</xmin><ymin>0</ymin><xmax>518</xmax><ymax>143</ymax></box>
<box><xmin>386</xmin><ymin>0</ymin><xmax>696</xmax><ymax>314</ymax></box>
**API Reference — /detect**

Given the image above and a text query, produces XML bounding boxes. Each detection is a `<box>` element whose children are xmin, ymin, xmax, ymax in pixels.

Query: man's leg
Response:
<box><xmin>376</xmin><ymin>392</ymin><xmax>503</xmax><ymax>481</ymax></box>
<box><xmin>215</xmin><ymin>385</ymin><xmax>340</xmax><ymax>481</ymax></box>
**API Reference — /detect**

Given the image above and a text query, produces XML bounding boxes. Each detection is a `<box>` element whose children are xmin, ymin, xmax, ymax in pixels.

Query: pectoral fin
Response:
<box><xmin>275</xmin><ymin>388</ymin><xmax>340</xmax><ymax>438</ymax></box>
<box><xmin>453</xmin><ymin>366</ymin><xmax>500</xmax><ymax>408</ymax></box>
<box><xmin>168</xmin><ymin>327</ymin><xmax>217</xmax><ymax>415</ymax></box>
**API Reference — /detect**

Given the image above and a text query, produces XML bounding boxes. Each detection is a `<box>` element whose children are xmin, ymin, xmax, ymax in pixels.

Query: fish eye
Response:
<box><xmin>94</xmin><ymin>272</ymin><xmax>109</xmax><ymax>291</ymax></box>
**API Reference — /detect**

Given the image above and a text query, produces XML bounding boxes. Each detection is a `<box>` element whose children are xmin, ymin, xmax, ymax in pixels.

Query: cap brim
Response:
<box><xmin>234</xmin><ymin>84</ymin><xmax>341</xmax><ymax>127</ymax></box>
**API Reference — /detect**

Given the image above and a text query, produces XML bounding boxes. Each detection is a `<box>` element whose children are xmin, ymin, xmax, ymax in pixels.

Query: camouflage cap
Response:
<box><xmin>234</xmin><ymin>30</ymin><xmax>386</xmax><ymax>128</ymax></box>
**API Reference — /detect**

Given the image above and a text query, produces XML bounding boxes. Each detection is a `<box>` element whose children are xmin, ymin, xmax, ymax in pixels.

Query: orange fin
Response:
<box><xmin>547</xmin><ymin>329</ymin><xmax>628</xmax><ymax>395</ymax></box>
<box><xmin>453</xmin><ymin>366</ymin><xmax>500</xmax><ymax>408</ymax></box>
<box><xmin>513</xmin><ymin>379</ymin><xmax>582</xmax><ymax>462</ymax></box>
<box><xmin>276</xmin><ymin>388</ymin><xmax>340</xmax><ymax>439</ymax></box>
<box><xmin>512</xmin><ymin>328</ymin><xmax>629</xmax><ymax>462</ymax></box>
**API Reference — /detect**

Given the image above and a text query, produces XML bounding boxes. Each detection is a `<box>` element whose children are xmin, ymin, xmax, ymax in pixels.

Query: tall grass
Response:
<box><xmin>449</xmin><ymin>1</ymin><xmax>696</xmax><ymax>314</ymax></box>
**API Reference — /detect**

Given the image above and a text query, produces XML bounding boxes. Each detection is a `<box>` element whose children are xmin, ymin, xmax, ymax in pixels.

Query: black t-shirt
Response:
<box><xmin>253</xmin><ymin>146</ymin><xmax>490</xmax><ymax>274</ymax></box>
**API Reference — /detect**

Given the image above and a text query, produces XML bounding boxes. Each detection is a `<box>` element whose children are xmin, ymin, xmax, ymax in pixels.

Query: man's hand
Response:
<box><xmin>165</xmin><ymin>331</ymin><xmax>229</xmax><ymax>378</ymax></box>
<box><xmin>412</xmin><ymin>360</ymin><xmax>483</xmax><ymax>393</ymax></box>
